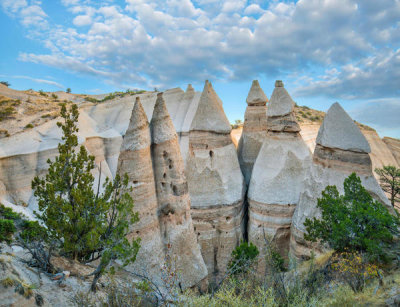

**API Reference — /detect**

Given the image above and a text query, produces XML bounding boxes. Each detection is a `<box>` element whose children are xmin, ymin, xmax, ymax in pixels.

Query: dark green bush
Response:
<box><xmin>0</xmin><ymin>204</ymin><xmax>21</xmax><ymax>220</ymax></box>
<box><xmin>20</xmin><ymin>220</ymin><xmax>45</xmax><ymax>242</ymax></box>
<box><xmin>304</xmin><ymin>173</ymin><xmax>400</xmax><ymax>263</ymax></box>
<box><xmin>228</xmin><ymin>241</ymin><xmax>259</xmax><ymax>275</ymax></box>
<box><xmin>0</xmin><ymin>219</ymin><xmax>16</xmax><ymax>243</ymax></box>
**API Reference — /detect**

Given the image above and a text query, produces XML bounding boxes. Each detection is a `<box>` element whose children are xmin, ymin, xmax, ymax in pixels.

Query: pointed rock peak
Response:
<box><xmin>150</xmin><ymin>92</ymin><xmax>177</xmax><ymax>144</ymax></box>
<box><xmin>317</xmin><ymin>102</ymin><xmax>371</xmax><ymax>153</ymax></box>
<box><xmin>246</xmin><ymin>80</ymin><xmax>268</xmax><ymax>106</ymax></box>
<box><xmin>190</xmin><ymin>80</ymin><xmax>231</xmax><ymax>133</ymax></box>
<box><xmin>267</xmin><ymin>81</ymin><xmax>295</xmax><ymax>117</ymax></box>
<box><xmin>127</xmin><ymin>97</ymin><xmax>148</xmax><ymax>130</ymax></box>
<box><xmin>186</xmin><ymin>84</ymin><xmax>194</xmax><ymax>93</ymax></box>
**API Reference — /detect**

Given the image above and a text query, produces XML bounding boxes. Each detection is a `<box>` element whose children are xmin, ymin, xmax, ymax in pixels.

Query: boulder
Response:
<box><xmin>290</xmin><ymin>102</ymin><xmax>393</xmax><ymax>260</ymax></box>
<box><xmin>238</xmin><ymin>80</ymin><xmax>268</xmax><ymax>185</ymax></box>
<box><xmin>248</xmin><ymin>81</ymin><xmax>312</xmax><ymax>273</ymax></box>
<box><xmin>116</xmin><ymin>97</ymin><xmax>164</xmax><ymax>283</ymax></box>
<box><xmin>150</xmin><ymin>93</ymin><xmax>208</xmax><ymax>289</ymax></box>
<box><xmin>186</xmin><ymin>81</ymin><xmax>245</xmax><ymax>283</ymax></box>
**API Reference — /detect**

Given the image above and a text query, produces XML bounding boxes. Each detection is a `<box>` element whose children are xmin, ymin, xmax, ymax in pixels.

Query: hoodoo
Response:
<box><xmin>248</xmin><ymin>81</ymin><xmax>312</xmax><ymax>273</ymax></box>
<box><xmin>238</xmin><ymin>80</ymin><xmax>269</xmax><ymax>185</ymax></box>
<box><xmin>150</xmin><ymin>93</ymin><xmax>208</xmax><ymax>289</ymax></box>
<box><xmin>290</xmin><ymin>102</ymin><xmax>393</xmax><ymax>260</ymax></box>
<box><xmin>186</xmin><ymin>80</ymin><xmax>245</xmax><ymax>283</ymax></box>
<box><xmin>116</xmin><ymin>97</ymin><xmax>164</xmax><ymax>281</ymax></box>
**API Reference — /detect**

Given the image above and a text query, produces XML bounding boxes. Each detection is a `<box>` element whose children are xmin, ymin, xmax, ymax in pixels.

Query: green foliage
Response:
<box><xmin>25</xmin><ymin>123</ymin><xmax>34</xmax><ymax>129</ymax></box>
<box><xmin>38</xmin><ymin>90</ymin><xmax>47</xmax><ymax>97</ymax></box>
<box><xmin>0</xmin><ymin>204</ymin><xmax>21</xmax><ymax>220</ymax></box>
<box><xmin>0</xmin><ymin>219</ymin><xmax>15</xmax><ymax>243</ymax></box>
<box><xmin>66</xmin><ymin>88</ymin><xmax>71</xmax><ymax>93</ymax></box>
<box><xmin>51</xmin><ymin>94</ymin><xmax>58</xmax><ymax>100</ymax></box>
<box><xmin>31</xmin><ymin>103</ymin><xmax>140</xmax><ymax>290</ymax></box>
<box><xmin>228</xmin><ymin>241</ymin><xmax>259</xmax><ymax>275</ymax></box>
<box><xmin>0</xmin><ymin>81</ymin><xmax>10</xmax><ymax>87</ymax></box>
<box><xmin>0</xmin><ymin>99</ymin><xmax>20</xmax><ymax>121</ymax></box>
<box><xmin>84</xmin><ymin>96</ymin><xmax>99</xmax><ymax>103</ymax></box>
<box><xmin>304</xmin><ymin>173</ymin><xmax>400</xmax><ymax>262</ymax></box>
<box><xmin>375</xmin><ymin>165</ymin><xmax>400</xmax><ymax>208</ymax></box>
<box><xmin>19</xmin><ymin>220</ymin><xmax>46</xmax><ymax>242</ymax></box>
<box><xmin>270</xmin><ymin>249</ymin><xmax>286</xmax><ymax>272</ymax></box>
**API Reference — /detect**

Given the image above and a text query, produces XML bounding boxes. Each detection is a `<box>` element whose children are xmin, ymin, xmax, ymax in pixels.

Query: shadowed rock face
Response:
<box><xmin>248</xmin><ymin>81</ymin><xmax>312</xmax><ymax>274</ymax></box>
<box><xmin>150</xmin><ymin>93</ymin><xmax>208</xmax><ymax>289</ymax></box>
<box><xmin>238</xmin><ymin>80</ymin><xmax>269</xmax><ymax>185</ymax></box>
<box><xmin>116</xmin><ymin>97</ymin><xmax>164</xmax><ymax>283</ymax></box>
<box><xmin>290</xmin><ymin>102</ymin><xmax>393</xmax><ymax>261</ymax></box>
<box><xmin>186</xmin><ymin>81</ymin><xmax>245</xmax><ymax>284</ymax></box>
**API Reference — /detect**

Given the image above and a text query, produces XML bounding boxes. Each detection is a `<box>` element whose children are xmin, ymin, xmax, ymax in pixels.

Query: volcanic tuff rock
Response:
<box><xmin>383</xmin><ymin>137</ymin><xmax>400</xmax><ymax>166</ymax></box>
<box><xmin>186</xmin><ymin>81</ymin><xmax>245</xmax><ymax>283</ymax></box>
<box><xmin>290</xmin><ymin>102</ymin><xmax>393</xmax><ymax>260</ymax></box>
<box><xmin>248</xmin><ymin>81</ymin><xmax>312</xmax><ymax>273</ymax></box>
<box><xmin>116</xmin><ymin>97</ymin><xmax>164</xmax><ymax>283</ymax></box>
<box><xmin>238</xmin><ymin>80</ymin><xmax>269</xmax><ymax>185</ymax></box>
<box><xmin>150</xmin><ymin>93</ymin><xmax>208</xmax><ymax>289</ymax></box>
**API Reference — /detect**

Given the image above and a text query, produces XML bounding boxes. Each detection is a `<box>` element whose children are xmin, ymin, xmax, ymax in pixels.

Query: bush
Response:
<box><xmin>51</xmin><ymin>94</ymin><xmax>58</xmax><ymax>100</ymax></box>
<box><xmin>0</xmin><ymin>219</ymin><xmax>15</xmax><ymax>243</ymax></box>
<box><xmin>38</xmin><ymin>90</ymin><xmax>47</xmax><ymax>97</ymax></box>
<box><xmin>304</xmin><ymin>173</ymin><xmax>400</xmax><ymax>263</ymax></box>
<box><xmin>0</xmin><ymin>81</ymin><xmax>10</xmax><ymax>87</ymax></box>
<box><xmin>228</xmin><ymin>241</ymin><xmax>259</xmax><ymax>275</ymax></box>
<box><xmin>0</xmin><ymin>203</ymin><xmax>21</xmax><ymax>220</ymax></box>
<box><xmin>66</xmin><ymin>88</ymin><xmax>71</xmax><ymax>93</ymax></box>
<box><xmin>19</xmin><ymin>220</ymin><xmax>46</xmax><ymax>242</ymax></box>
<box><xmin>25</xmin><ymin>123</ymin><xmax>34</xmax><ymax>129</ymax></box>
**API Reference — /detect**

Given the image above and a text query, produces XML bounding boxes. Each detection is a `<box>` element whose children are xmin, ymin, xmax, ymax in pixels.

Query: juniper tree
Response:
<box><xmin>375</xmin><ymin>165</ymin><xmax>400</xmax><ymax>209</ymax></box>
<box><xmin>32</xmin><ymin>103</ymin><xmax>140</xmax><ymax>289</ymax></box>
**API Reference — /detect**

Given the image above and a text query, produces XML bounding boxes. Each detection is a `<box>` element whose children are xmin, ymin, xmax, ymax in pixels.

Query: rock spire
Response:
<box><xmin>238</xmin><ymin>80</ymin><xmax>269</xmax><ymax>185</ymax></box>
<box><xmin>248</xmin><ymin>80</ymin><xmax>312</xmax><ymax>274</ymax></box>
<box><xmin>150</xmin><ymin>92</ymin><xmax>208</xmax><ymax>289</ymax></box>
<box><xmin>186</xmin><ymin>81</ymin><xmax>245</xmax><ymax>283</ymax></box>
<box><xmin>290</xmin><ymin>102</ymin><xmax>393</xmax><ymax>260</ymax></box>
<box><xmin>116</xmin><ymin>97</ymin><xmax>164</xmax><ymax>282</ymax></box>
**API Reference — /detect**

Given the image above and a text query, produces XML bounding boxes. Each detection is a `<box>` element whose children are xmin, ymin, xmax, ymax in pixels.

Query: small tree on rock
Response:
<box><xmin>32</xmin><ymin>103</ymin><xmax>140</xmax><ymax>290</ymax></box>
<box><xmin>304</xmin><ymin>173</ymin><xmax>400</xmax><ymax>263</ymax></box>
<box><xmin>375</xmin><ymin>165</ymin><xmax>400</xmax><ymax>209</ymax></box>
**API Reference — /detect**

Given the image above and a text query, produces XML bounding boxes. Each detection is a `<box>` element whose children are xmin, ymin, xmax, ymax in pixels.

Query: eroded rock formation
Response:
<box><xmin>116</xmin><ymin>97</ymin><xmax>164</xmax><ymax>282</ymax></box>
<box><xmin>248</xmin><ymin>81</ymin><xmax>312</xmax><ymax>272</ymax></box>
<box><xmin>290</xmin><ymin>102</ymin><xmax>393</xmax><ymax>260</ymax></box>
<box><xmin>186</xmin><ymin>81</ymin><xmax>245</xmax><ymax>283</ymax></box>
<box><xmin>150</xmin><ymin>93</ymin><xmax>208</xmax><ymax>288</ymax></box>
<box><xmin>237</xmin><ymin>80</ymin><xmax>269</xmax><ymax>185</ymax></box>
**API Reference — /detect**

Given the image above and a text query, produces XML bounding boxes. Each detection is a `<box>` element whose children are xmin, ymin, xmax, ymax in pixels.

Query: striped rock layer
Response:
<box><xmin>238</xmin><ymin>80</ymin><xmax>269</xmax><ymax>185</ymax></box>
<box><xmin>186</xmin><ymin>81</ymin><xmax>245</xmax><ymax>284</ymax></box>
<box><xmin>116</xmin><ymin>97</ymin><xmax>165</xmax><ymax>282</ymax></box>
<box><xmin>150</xmin><ymin>93</ymin><xmax>208</xmax><ymax>289</ymax></box>
<box><xmin>248</xmin><ymin>81</ymin><xmax>312</xmax><ymax>274</ymax></box>
<box><xmin>290</xmin><ymin>102</ymin><xmax>394</xmax><ymax>260</ymax></box>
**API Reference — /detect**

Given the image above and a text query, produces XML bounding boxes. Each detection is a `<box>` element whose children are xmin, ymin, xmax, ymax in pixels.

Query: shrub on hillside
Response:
<box><xmin>304</xmin><ymin>172</ymin><xmax>400</xmax><ymax>263</ymax></box>
<box><xmin>228</xmin><ymin>241</ymin><xmax>259</xmax><ymax>275</ymax></box>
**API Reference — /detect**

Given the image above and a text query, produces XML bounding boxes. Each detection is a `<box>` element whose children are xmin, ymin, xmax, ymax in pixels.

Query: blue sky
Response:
<box><xmin>0</xmin><ymin>0</ymin><xmax>399</xmax><ymax>137</ymax></box>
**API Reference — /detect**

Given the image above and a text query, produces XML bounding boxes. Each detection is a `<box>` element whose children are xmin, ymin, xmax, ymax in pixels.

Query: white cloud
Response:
<box><xmin>244</xmin><ymin>4</ymin><xmax>264</xmax><ymax>15</ymax></box>
<box><xmin>0</xmin><ymin>74</ymin><xmax>64</xmax><ymax>89</ymax></box>
<box><xmin>73</xmin><ymin>14</ymin><xmax>92</xmax><ymax>26</ymax></box>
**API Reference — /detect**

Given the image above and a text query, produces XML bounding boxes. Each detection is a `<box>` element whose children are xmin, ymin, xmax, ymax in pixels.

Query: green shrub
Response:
<box><xmin>38</xmin><ymin>90</ymin><xmax>47</xmax><ymax>97</ymax></box>
<box><xmin>0</xmin><ymin>219</ymin><xmax>15</xmax><ymax>243</ymax></box>
<box><xmin>228</xmin><ymin>241</ymin><xmax>259</xmax><ymax>275</ymax></box>
<box><xmin>84</xmin><ymin>96</ymin><xmax>99</xmax><ymax>103</ymax></box>
<box><xmin>304</xmin><ymin>173</ymin><xmax>400</xmax><ymax>263</ymax></box>
<box><xmin>0</xmin><ymin>81</ymin><xmax>10</xmax><ymax>87</ymax></box>
<box><xmin>25</xmin><ymin>123</ymin><xmax>34</xmax><ymax>129</ymax></box>
<box><xmin>20</xmin><ymin>220</ymin><xmax>45</xmax><ymax>242</ymax></box>
<box><xmin>51</xmin><ymin>94</ymin><xmax>58</xmax><ymax>100</ymax></box>
<box><xmin>0</xmin><ymin>204</ymin><xmax>21</xmax><ymax>220</ymax></box>
<box><xmin>66</xmin><ymin>88</ymin><xmax>71</xmax><ymax>93</ymax></box>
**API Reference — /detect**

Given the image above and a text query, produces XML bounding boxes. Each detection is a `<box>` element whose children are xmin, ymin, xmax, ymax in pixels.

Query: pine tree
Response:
<box><xmin>375</xmin><ymin>165</ymin><xmax>400</xmax><ymax>208</ymax></box>
<box><xmin>32</xmin><ymin>103</ymin><xmax>140</xmax><ymax>289</ymax></box>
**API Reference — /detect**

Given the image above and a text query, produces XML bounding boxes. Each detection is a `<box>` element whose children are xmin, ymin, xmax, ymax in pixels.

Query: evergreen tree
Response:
<box><xmin>304</xmin><ymin>173</ymin><xmax>399</xmax><ymax>262</ymax></box>
<box><xmin>32</xmin><ymin>103</ymin><xmax>140</xmax><ymax>289</ymax></box>
<box><xmin>375</xmin><ymin>165</ymin><xmax>400</xmax><ymax>209</ymax></box>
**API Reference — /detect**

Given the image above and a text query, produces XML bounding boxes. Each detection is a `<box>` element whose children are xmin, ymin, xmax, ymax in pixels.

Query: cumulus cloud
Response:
<box><xmin>1</xmin><ymin>0</ymin><xmax>399</xmax><ymax>96</ymax></box>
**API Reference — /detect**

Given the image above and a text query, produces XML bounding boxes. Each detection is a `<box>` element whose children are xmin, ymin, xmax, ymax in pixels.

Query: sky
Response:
<box><xmin>0</xmin><ymin>0</ymin><xmax>399</xmax><ymax>138</ymax></box>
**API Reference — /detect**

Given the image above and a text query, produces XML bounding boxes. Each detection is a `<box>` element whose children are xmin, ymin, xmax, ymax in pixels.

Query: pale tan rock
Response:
<box><xmin>248</xmin><ymin>81</ymin><xmax>312</xmax><ymax>273</ymax></box>
<box><xmin>186</xmin><ymin>81</ymin><xmax>245</xmax><ymax>283</ymax></box>
<box><xmin>116</xmin><ymin>97</ymin><xmax>164</xmax><ymax>282</ymax></box>
<box><xmin>238</xmin><ymin>80</ymin><xmax>268</xmax><ymax>185</ymax></box>
<box><xmin>383</xmin><ymin>137</ymin><xmax>400</xmax><ymax>166</ymax></box>
<box><xmin>150</xmin><ymin>93</ymin><xmax>208</xmax><ymax>289</ymax></box>
<box><xmin>290</xmin><ymin>102</ymin><xmax>393</xmax><ymax>261</ymax></box>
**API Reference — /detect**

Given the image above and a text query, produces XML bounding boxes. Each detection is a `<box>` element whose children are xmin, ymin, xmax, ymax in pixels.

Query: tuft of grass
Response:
<box><xmin>1</xmin><ymin>277</ymin><xmax>17</xmax><ymax>288</ymax></box>
<box><xmin>25</xmin><ymin>123</ymin><xmax>34</xmax><ymax>129</ymax></box>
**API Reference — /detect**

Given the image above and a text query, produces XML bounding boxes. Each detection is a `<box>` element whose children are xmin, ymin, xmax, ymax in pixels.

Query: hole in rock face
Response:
<box><xmin>209</xmin><ymin>150</ymin><xmax>214</xmax><ymax>158</ymax></box>
<box><xmin>226</xmin><ymin>216</ymin><xmax>231</xmax><ymax>221</ymax></box>
<box><xmin>163</xmin><ymin>151</ymin><xmax>168</xmax><ymax>158</ymax></box>
<box><xmin>168</xmin><ymin>159</ymin><xmax>173</xmax><ymax>169</ymax></box>
<box><xmin>136</xmin><ymin>231</ymin><xmax>140</xmax><ymax>235</ymax></box>
<box><xmin>163</xmin><ymin>173</ymin><xmax>166</xmax><ymax>179</ymax></box>
<box><xmin>133</xmin><ymin>180</ymin><xmax>138</xmax><ymax>184</ymax></box>
<box><xmin>161</xmin><ymin>182</ymin><xmax>166</xmax><ymax>188</ymax></box>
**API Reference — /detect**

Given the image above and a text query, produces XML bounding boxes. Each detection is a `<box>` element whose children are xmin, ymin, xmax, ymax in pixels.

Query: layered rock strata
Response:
<box><xmin>290</xmin><ymin>102</ymin><xmax>393</xmax><ymax>260</ymax></box>
<box><xmin>150</xmin><ymin>93</ymin><xmax>208</xmax><ymax>289</ymax></box>
<box><xmin>237</xmin><ymin>80</ymin><xmax>269</xmax><ymax>185</ymax></box>
<box><xmin>186</xmin><ymin>81</ymin><xmax>245</xmax><ymax>283</ymax></box>
<box><xmin>116</xmin><ymin>97</ymin><xmax>164</xmax><ymax>282</ymax></box>
<box><xmin>248</xmin><ymin>81</ymin><xmax>312</xmax><ymax>272</ymax></box>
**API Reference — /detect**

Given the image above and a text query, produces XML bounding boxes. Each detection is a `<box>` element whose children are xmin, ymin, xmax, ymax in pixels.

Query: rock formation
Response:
<box><xmin>186</xmin><ymin>80</ymin><xmax>245</xmax><ymax>283</ymax></box>
<box><xmin>383</xmin><ymin>137</ymin><xmax>400</xmax><ymax>166</ymax></box>
<box><xmin>116</xmin><ymin>97</ymin><xmax>164</xmax><ymax>282</ymax></box>
<box><xmin>290</xmin><ymin>102</ymin><xmax>393</xmax><ymax>260</ymax></box>
<box><xmin>248</xmin><ymin>81</ymin><xmax>312</xmax><ymax>272</ymax></box>
<box><xmin>237</xmin><ymin>80</ymin><xmax>269</xmax><ymax>185</ymax></box>
<box><xmin>150</xmin><ymin>93</ymin><xmax>208</xmax><ymax>289</ymax></box>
